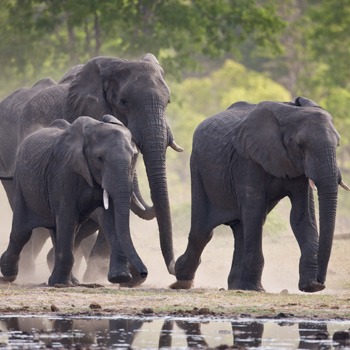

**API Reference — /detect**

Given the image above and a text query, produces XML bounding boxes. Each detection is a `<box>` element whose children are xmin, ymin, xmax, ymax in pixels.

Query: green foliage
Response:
<box><xmin>165</xmin><ymin>59</ymin><xmax>291</xmax><ymax>203</ymax></box>
<box><xmin>0</xmin><ymin>0</ymin><xmax>284</xmax><ymax>97</ymax></box>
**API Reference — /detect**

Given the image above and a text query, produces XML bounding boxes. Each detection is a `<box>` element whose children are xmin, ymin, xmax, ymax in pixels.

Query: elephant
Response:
<box><xmin>170</xmin><ymin>96</ymin><xmax>349</xmax><ymax>293</ymax></box>
<box><xmin>0</xmin><ymin>115</ymin><xmax>148</xmax><ymax>286</ymax></box>
<box><xmin>0</xmin><ymin>53</ymin><xmax>182</xmax><ymax>282</ymax></box>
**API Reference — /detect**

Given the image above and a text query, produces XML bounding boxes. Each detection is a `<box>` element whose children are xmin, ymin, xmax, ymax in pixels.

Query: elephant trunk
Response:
<box><xmin>104</xmin><ymin>169</ymin><xmax>148</xmax><ymax>278</ymax></box>
<box><xmin>129</xmin><ymin>110</ymin><xmax>175</xmax><ymax>275</ymax></box>
<box><xmin>317</xmin><ymin>188</ymin><xmax>338</xmax><ymax>284</ymax></box>
<box><xmin>309</xmin><ymin>147</ymin><xmax>339</xmax><ymax>285</ymax></box>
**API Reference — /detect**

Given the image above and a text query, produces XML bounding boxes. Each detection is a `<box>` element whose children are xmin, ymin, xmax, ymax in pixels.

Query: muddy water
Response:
<box><xmin>0</xmin><ymin>316</ymin><xmax>349</xmax><ymax>349</ymax></box>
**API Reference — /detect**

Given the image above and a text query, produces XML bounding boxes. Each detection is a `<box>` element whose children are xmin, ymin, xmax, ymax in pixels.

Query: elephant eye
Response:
<box><xmin>119</xmin><ymin>98</ymin><xmax>128</xmax><ymax>107</ymax></box>
<box><xmin>97</xmin><ymin>155</ymin><xmax>103</xmax><ymax>163</ymax></box>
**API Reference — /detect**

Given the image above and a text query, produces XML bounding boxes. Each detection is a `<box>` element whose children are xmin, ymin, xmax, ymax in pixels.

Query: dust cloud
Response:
<box><xmin>0</xmin><ymin>184</ymin><xmax>349</xmax><ymax>294</ymax></box>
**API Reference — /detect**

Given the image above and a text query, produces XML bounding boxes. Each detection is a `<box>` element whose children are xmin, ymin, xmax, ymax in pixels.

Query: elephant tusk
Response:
<box><xmin>309</xmin><ymin>178</ymin><xmax>317</xmax><ymax>191</ymax></box>
<box><xmin>170</xmin><ymin>140</ymin><xmax>184</xmax><ymax>152</ymax></box>
<box><xmin>132</xmin><ymin>192</ymin><xmax>146</xmax><ymax>211</ymax></box>
<box><xmin>340</xmin><ymin>180</ymin><xmax>350</xmax><ymax>191</ymax></box>
<box><xmin>103</xmin><ymin>189</ymin><xmax>109</xmax><ymax>210</ymax></box>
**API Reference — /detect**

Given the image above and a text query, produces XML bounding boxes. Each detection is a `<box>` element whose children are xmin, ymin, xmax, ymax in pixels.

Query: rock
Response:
<box><xmin>89</xmin><ymin>302</ymin><xmax>102</xmax><ymax>310</ymax></box>
<box><xmin>142</xmin><ymin>307</ymin><xmax>154</xmax><ymax>314</ymax></box>
<box><xmin>51</xmin><ymin>304</ymin><xmax>59</xmax><ymax>312</ymax></box>
<box><xmin>198</xmin><ymin>307</ymin><xmax>210</xmax><ymax>315</ymax></box>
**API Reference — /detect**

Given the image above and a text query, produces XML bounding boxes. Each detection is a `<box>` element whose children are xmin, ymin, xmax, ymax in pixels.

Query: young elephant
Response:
<box><xmin>0</xmin><ymin>115</ymin><xmax>147</xmax><ymax>286</ymax></box>
<box><xmin>171</xmin><ymin>97</ymin><xmax>349</xmax><ymax>293</ymax></box>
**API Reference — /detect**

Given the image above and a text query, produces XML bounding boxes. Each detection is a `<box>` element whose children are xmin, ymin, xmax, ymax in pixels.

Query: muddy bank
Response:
<box><xmin>0</xmin><ymin>283</ymin><xmax>349</xmax><ymax>321</ymax></box>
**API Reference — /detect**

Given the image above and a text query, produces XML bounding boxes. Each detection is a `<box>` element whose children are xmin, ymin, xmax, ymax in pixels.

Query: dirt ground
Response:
<box><xmin>1</xmin><ymin>283</ymin><xmax>350</xmax><ymax>321</ymax></box>
<box><xmin>0</xmin><ymin>188</ymin><xmax>350</xmax><ymax>321</ymax></box>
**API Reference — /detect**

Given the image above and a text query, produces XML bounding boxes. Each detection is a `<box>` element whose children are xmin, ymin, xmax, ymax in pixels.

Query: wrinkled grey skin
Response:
<box><xmin>0</xmin><ymin>54</ymin><xmax>178</xmax><ymax>281</ymax></box>
<box><xmin>0</xmin><ymin>116</ymin><xmax>147</xmax><ymax>286</ymax></box>
<box><xmin>171</xmin><ymin>97</ymin><xmax>345</xmax><ymax>293</ymax></box>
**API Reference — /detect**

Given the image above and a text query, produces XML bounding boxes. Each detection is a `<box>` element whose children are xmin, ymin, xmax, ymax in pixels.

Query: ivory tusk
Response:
<box><xmin>340</xmin><ymin>180</ymin><xmax>350</xmax><ymax>191</ymax></box>
<box><xmin>309</xmin><ymin>178</ymin><xmax>317</xmax><ymax>191</ymax></box>
<box><xmin>132</xmin><ymin>192</ymin><xmax>146</xmax><ymax>211</ymax></box>
<box><xmin>103</xmin><ymin>189</ymin><xmax>109</xmax><ymax>210</ymax></box>
<box><xmin>170</xmin><ymin>140</ymin><xmax>184</xmax><ymax>152</ymax></box>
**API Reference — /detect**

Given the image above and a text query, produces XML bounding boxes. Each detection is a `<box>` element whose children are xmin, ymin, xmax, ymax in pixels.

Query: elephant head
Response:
<box><xmin>233</xmin><ymin>96</ymin><xmax>348</xmax><ymax>287</ymax></box>
<box><xmin>58</xmin><ymin>116</ymin><xmax>147</xmax><ymax>279</ymax></box>
<box><xmin>64</xmin><ymin>54</ymin><xmax>182</xmax><ymax>275</ymax></box>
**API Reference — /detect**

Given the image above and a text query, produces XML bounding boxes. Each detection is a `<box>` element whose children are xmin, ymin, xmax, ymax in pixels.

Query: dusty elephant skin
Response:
<box><xmin>0</xmin><ymin>116</ymin><xmax>148</xmax><ymax>286</ymax></box>
<box><xmin>0</xmin><ymin>54</ymin><xmax>182</xmax><ymax>283</ymax></box>
<box><xmin>170</xmin><ymin>96</ymin><xmax>348</xmax><ymax>293</ymax></box>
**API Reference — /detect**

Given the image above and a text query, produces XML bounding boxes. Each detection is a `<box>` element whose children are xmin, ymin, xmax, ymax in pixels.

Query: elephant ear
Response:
<box><xmin>100</xmin><ymin>114</ymin><xmax>125</xmax><ymax>126</ymax></box>
<box><xmin>65</xmin><ymin>57</ymin><xmax>124</xmax><ymax>121</ymax></box>
<box><xmin>233</xmin><ymin>102</ymin><xmax>300</xmax><ymax>178</ymax></box>
<box><xmin>55</xmin><ymin>116</ymin><xmax>95</xmax><ymax>187</ymax></box>
<box><xmin>295</xmin><ymin>96</ymin><xmax>320</xmax><ymax>108</ymax></box>
<box><xmin>141</xmin><ymin>53</ymin><xmax>160</xmax><ymax>65</ymax></box>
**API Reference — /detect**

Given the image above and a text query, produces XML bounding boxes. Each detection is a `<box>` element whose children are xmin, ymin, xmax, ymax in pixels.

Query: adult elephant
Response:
<box><xmin>170</xmin><ymin>97</ymin><xmax>348</xmax><ymax>293</ymax></box>
<box><xmin>0</xmin><ymin>53</ymin><xmax>182</xmax><ymax>280</ymax></box>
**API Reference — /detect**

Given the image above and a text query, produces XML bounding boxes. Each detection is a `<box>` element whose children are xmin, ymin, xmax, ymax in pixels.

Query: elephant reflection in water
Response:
<box><xmin>0</xmin><ymin>317</ymin><xmax>334</xmax><ymax>349</ymax></box>
<box><xmin>298</xmin><ymin>322</ymin><xmax>330</xmax><ymax>350</ymax></box>
<box><xmin>231</xmin><ymin>321</ymin><xmax>264</xmax><ymax>348</ymax></box>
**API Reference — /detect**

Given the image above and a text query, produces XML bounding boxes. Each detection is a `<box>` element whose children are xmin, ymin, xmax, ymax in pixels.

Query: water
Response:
<box><xmin>0</xmin><ymin>315</ymin><xmax>349</xmax><ymax>349</ymax></box>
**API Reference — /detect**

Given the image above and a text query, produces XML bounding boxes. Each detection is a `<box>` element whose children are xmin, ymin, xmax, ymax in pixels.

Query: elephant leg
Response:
<box><xmin>83</xmin><ymin>229</ymin><xmax>110</xmax><ymax>282</ymax></box>
<box><xmin>227</xmin><ymin>220</ymin><xmax>244</xmax><ymax>290</ymax></box>
<box><xmin>48</xmin><ymin>218</ymin><xmax>77</xmax><ymax>286</ymax></box>
<box><xmin>1</xmin><ymin>225</ymin><xmax>34</xmax><ymax>282</ymax></box>
<box><xmin>171</xmin><ymin>172</ymin><xmax>215</xmax><ymax>289</ymax></box>
<box><xmin>72</xmin><ymin>219</ymin><xmax>99</xmax><ymax>278</ymax></box>
<box><xmin>171</xmin><ymin>225</ymin><xmax>214</xmax><ymax>289</ymax></box>
<box><xmin>19</xmin><ymin>227</ymin><xmax>50</xmax><ymax>280</ymax></box>
<box><xmin>289</xmin><ymin>189</ymin><xmax>324</xmax><ymax>293</ymax></box>
<box><xmin>238</xmin><ymin>198</ymin><xmax>266</xmax><ymax>292</ymax></box>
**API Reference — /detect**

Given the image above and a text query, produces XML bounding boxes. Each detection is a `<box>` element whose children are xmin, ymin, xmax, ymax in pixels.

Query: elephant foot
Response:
<box><xmin>1</xmin><ymin>252</ymin><xmax>19</xmax><ymax>281</ymax></box>
<box><xmin>299</xmin><ymin>280</ymin><xmax>325</xmax><ymax>293</ymax></box>
<box><xmin>71</xmin><ymin>274</ymin><xmax>80</xmax><ymax>286</ymax></box>
<box><xmin>48</xmin><ymin>274</ymin><xmax>78</xmax><ymax>287</ymax></box>
<box><xmin>119</xmin><ymin>264</ymin><xmax>147</xmax><ymax>288</ymax></box>
<box><xmin>238</xmin><ymin>281</ymin><xmax>265</xmax><ymax>292</ymax></box>
<box><xmin>0</xmin><ymin>275</ymin><xmax>17</xmax><ymax>283</ymax></box>
<box><xmin>108</xmin><ymin>269</ymin><xmax>132</xmax><ymax>284</ymax></box>
<box><xmin>169</xmin><ymin>279</ymin><xmax>193</xmax><ymax>289</ymax></box>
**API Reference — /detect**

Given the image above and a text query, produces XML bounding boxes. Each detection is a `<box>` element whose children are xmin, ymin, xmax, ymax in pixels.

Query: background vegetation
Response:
<box><xmin>0</xmin><ymin>0</ymin><xmax>349</xmax><ymax>240</ymax></box>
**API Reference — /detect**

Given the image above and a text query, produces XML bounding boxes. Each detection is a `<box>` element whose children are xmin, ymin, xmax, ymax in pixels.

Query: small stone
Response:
<box><xmin>89</xmin><ymin>302</ymin><xmax>102</xmax><ymax>310</ymax></box>
<box><xmin>51</xmin><ymin>304</ymin><xmax>59</xmax><ymax>312</ymax></box>
<box><xmin>142</xmin><ymin>307</ymin><xmax>154</xmax><ymax>314</ymax></box>
<box><xmin>280</xmin><ymin>289</ymin><xmax>289</xmax><ymax>294</ymax></box>
<box><xmin>198</xmin><ymin>307</ymin><xmax>210</xmax><ymax>315</ymax></box>
<box><xmin>276</xmin><ymin>312</ymin><xmax>294</xmax><ymax>318</ymax></box>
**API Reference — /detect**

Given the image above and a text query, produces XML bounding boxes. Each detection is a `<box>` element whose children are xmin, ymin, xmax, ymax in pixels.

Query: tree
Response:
<box><xmin>0</xmin><ymin>0</ymin><xmax>284</xmax><ymax>95</ymax></box>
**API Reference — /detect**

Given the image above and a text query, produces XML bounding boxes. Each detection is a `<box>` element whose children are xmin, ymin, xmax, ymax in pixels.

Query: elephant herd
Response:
<box><xmin>0</xmin><ymin>54</ymin><xmax>347</xmax><ymax>293</ymax></box>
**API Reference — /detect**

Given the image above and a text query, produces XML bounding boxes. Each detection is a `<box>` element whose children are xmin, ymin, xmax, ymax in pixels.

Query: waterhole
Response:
<box><xmin>0</xmin><ymin>315</ymin><xmax>349</xmax><ymax>349</ymax></box>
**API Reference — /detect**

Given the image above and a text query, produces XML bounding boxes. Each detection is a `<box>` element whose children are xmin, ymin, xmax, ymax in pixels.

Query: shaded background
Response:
<box><xmin>0</xmin><ymin>0</ymin><xmax>349</xmax><ymax>293</ymax></box>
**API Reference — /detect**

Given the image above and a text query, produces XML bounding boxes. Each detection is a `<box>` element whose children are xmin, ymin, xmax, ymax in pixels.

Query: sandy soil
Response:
<box><xmin>0</xmin><ymin>187</ymin><xmax>350</xmax><ymax>321</ymax></box>
<box><xmin>0</xmin><ymin>283</ymin><xmax>350</xmax><ymax>321</ymax></box>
